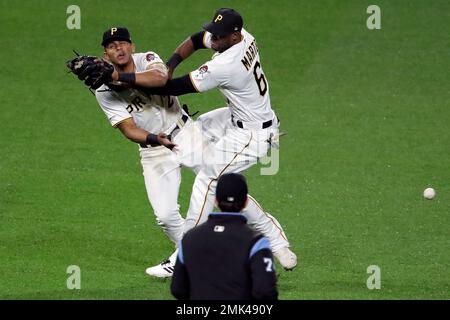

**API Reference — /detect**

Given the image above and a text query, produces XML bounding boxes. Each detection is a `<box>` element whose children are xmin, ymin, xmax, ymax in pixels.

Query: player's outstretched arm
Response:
<box><xmin>166</xmin><ymin>31</ymin><xmax>207</xmax><ymax>78</ymax></box>
<box><xmin>117</xmin><ymin>118</ymin><xmax>177</xmax><ymax>150</ymax></box>
<box><xmin>138</xmin><ymin>74</ymin><xmax>198</xmax><ymax>96</ymax></box>
<box><xmin>111</xmin><ymin>63</ymin><xmax>168</xmax><ymax>88</ymax></box>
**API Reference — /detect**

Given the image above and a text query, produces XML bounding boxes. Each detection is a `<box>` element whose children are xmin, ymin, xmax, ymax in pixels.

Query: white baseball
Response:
<box><xmin>423</xmin><ymin>187</ymin><xmax>436</xmax><ymax>200</ymax></box>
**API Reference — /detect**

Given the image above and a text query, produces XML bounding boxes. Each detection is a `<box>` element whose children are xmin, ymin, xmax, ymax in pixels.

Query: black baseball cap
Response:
<box><xmin>101</xmin><ymin>27</ymin><xmax>132</xmax><ymax>47</ymax></box>
<box><xmin>216</xmin><ymin>173</ymin><xmax>248</xmax><ymax>211</ymax></box>
<box><xmin>203</xmin><ymin>8</ymin><xmax>243</xmax><ymax>37</ymax></box>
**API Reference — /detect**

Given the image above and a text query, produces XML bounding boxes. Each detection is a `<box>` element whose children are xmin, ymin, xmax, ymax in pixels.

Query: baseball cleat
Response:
<box><xmin>145</xmin><ymin>249</ymin><xmax>178</xmax><ymax>278</ymax></box>
<box><xmin>145</xmin><ymin>259</ymin><xmax>175</xmax><ymax>278</ymax></box>
<box><xmin>273</xmin><ymin>247</ymin><xmax>297</xmax><ymax>271</ymax></box>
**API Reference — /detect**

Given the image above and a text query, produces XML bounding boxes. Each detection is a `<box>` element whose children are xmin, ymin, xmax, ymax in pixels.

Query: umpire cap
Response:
<box><xmin>101</xmin><ymin>27</ymin><xmax>132</xmax><ymax>47</ymax></box>
<box><xmin>203</xmin><ymin>8</ymin><xmax>243</xmax><ymax>36</ymax></box>
<box><xmin>216</xmin><ymin>173</ymin><xmax>248</xmax><ymax>212</ymax></box>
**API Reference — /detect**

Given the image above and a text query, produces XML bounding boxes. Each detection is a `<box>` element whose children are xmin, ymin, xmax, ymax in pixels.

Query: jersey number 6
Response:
<box><xmin>253</xmin><ymin>61</ymin><xmax>268</xmax><ymax>96</ymax></box>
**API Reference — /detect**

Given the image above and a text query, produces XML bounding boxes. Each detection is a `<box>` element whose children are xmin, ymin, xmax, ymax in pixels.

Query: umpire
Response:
<box><xmin>171</xmin><ymin>173</ymin><xmax>278</xmax><ymax>300</ymax></box>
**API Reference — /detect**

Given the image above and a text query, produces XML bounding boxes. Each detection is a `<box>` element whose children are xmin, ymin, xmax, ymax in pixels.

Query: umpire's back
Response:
<box><xmin>171</xmin><ymin>173</ymin><xmax>278</xmax><ymax>300</ymax></box>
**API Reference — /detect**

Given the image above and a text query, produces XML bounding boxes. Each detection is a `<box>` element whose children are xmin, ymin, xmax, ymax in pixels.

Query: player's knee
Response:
<box><xmin>154</xmin><ymin>207</ymin><xmax>183</xmax><ymax>227</ymax></box>
<box><xmin>194</xmin><ymin>171</ymin><xmax>218</xmax><ymax>190</ymax></box>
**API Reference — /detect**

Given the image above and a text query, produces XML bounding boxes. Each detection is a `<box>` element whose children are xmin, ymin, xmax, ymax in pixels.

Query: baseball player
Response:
<box><xmin>142</xmin><ymin>8</ymin><xmax>298</xmax><ymax>271</ymax></box>
<box><xmin>86</xmin><ymin>27</ymin><xmax>205</xmax><ymax>248</ymax></box>
<box><xmin>67</xmin><ymin>26</ymin><xmax>295</xmax><ymax>278</ymax></box>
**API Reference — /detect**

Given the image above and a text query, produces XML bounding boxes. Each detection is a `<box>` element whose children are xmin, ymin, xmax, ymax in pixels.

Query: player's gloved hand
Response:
<box><xmin>83</xmin><ymin>61</ymin><xmax>114</xmax><ymax>90</ymax></box>
<box><xmin>66</xmin><ymin>53</ymin><xmax>115</xmax><ymax>90</ymax></box>
<box><xmin>157</xmin><ymin>133</ymin><xmax>177</xmax><ymax>151</ymax></box>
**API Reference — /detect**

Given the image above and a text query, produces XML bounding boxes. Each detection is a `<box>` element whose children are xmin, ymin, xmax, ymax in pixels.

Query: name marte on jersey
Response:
<box><xmin>241</xmin><ymin>39</ymin><xmax>259</xmax><ymax>71</ymax></box>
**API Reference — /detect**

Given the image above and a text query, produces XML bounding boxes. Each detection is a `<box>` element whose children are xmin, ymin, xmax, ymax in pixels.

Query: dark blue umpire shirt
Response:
<box><xmin>171</xmin><ymin>212</ymin><xmax>278</xmax><ymax>300</ymax></box>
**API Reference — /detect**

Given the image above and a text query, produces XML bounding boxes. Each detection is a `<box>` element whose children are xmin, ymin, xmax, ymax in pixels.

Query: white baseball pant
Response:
<box><xmin>141</xmin><ymin>108</ymin><xmax>290</xmax><ymax>251</ymax></box>
<box><xmin>184</xmin><ymin>108</ymin><xmax>290</xmax><ymax>252</ymax></box>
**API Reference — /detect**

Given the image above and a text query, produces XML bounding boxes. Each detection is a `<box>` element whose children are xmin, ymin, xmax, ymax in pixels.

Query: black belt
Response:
<box><xmin>234</xmin><ymin>116</ymin><xmax>279</xmax><ymax>129</ymax></box>
<box><xmin>236</xmin><ymin>119</ymin><xmax>272</xmax><ymax>129</ymax></box>
<box><xmin>140</xmin><ymin>114</ymin><xmax>189</xmax><ymax>148</ymax></box>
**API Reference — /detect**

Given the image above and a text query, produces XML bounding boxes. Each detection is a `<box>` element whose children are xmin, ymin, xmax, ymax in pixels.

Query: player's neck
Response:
<box><xmin>228</xmin><ymin>34</ymin><xmax>243</xmax><ymax>49</ymax></box>
<box><xmin>114</xmin><ymin>61</ymin><xmax>135</xmax><ymax>73</ymax></box>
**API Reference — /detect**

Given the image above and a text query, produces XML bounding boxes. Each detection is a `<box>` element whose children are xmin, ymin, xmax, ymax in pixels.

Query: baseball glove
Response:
<box><xmin>66</xmin><ymin>53</ymin><xmax>114</xmax><ymax>90</ymax></box>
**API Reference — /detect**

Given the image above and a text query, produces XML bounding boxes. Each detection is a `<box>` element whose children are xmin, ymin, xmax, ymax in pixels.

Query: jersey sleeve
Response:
<box><xmin>95</xmin><ymin>89</ymin><xmax>132</xmax><ymax>127</ymax></box>
<box><xmin>248</xmin><ymin>237</ymin><xmax>278</xmax><ymax>300</ymax></box>
<box><xmin>189</xmin><ymin>60</ymin><xmax>222</xmax><ymax>92</ymax></box>
<box><xmin>136</xmin><ymin>51</ymin><xmax>166</xmax><ymax>71</ymax></box>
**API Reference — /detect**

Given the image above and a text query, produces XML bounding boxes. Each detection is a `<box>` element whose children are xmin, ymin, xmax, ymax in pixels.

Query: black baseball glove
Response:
<box><xmin>66</xmin><ymin>53</ymin><xmax>114</xmax><ymax>90</ymax></box>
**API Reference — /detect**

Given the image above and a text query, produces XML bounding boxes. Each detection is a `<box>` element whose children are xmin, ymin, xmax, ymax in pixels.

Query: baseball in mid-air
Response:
<box><xmin>423</xmin><ymin>187</ymin><xmax>436</xmax><ymax>200</ymax></box>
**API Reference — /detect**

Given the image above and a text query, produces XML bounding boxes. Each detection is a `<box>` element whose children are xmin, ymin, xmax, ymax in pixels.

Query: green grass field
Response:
<box><xmin>1</xmin><ymin>0</ymin><xmax>449</xmax><ymax>299</ymax></box>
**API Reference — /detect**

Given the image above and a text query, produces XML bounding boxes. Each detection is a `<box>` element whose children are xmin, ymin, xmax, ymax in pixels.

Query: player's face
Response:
<box><xmin>103</xmin><ymin>41</ymin><xmax>135</xmax><ymax>67</ymax></box>
<box><xmin>210</xmin><ymin>32</ymin><xmax>242</xmax><ymax>53</ymax></box>
<box><xmin>210</xmin><ymin>33</ymin><xmax>234</xmax><ymax>53</ymax></box>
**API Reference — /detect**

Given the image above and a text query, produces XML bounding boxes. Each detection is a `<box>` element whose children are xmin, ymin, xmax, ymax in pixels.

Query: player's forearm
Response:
<box><xmin>175</xmin><ymin>37</ymin><xmax>196</xmax><ymax>60</ymax></box>
<box><xmin>135</xmin><ymin>69</ymin><xmax>168</xmax><ymax>87</ymax></box>
<box><xmin>117</xmin><ymin>119</ymin><xmax>175</xmax><ymax>149</ymax></box>
<box><xmin>118</xmin><ymin>124</ymin><xmax>150</xmax><ymax>144</ymax></box>
<box><xmin>166</xmin><ymin>37</ymin><xmax>194</xmax><ymax>76</ymax></box>
<box><xmin>140</xmin><ymin>74</ymin><xmax>197</xmax><ymax>96</ymax></box>
<box><xmin>166</xmin><ymin>31</ymin><xmax>206</xmax><ymax>73</ymax></box>
<box><xmin>112</xmin><ymin>69</ymin><xmax>168</xmax><ymax>88</ymax></box>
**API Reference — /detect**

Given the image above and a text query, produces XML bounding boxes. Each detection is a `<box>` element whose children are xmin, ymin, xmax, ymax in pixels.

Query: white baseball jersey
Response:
<box><xmin>95</xmin><ymin>51</ymin><xmax>182</xmax><ymax>134</ymax></box>
<box><xmin>189</xmin><ymin>28</ymin><xmax>275</xmax><ymax>123</ymax></box>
